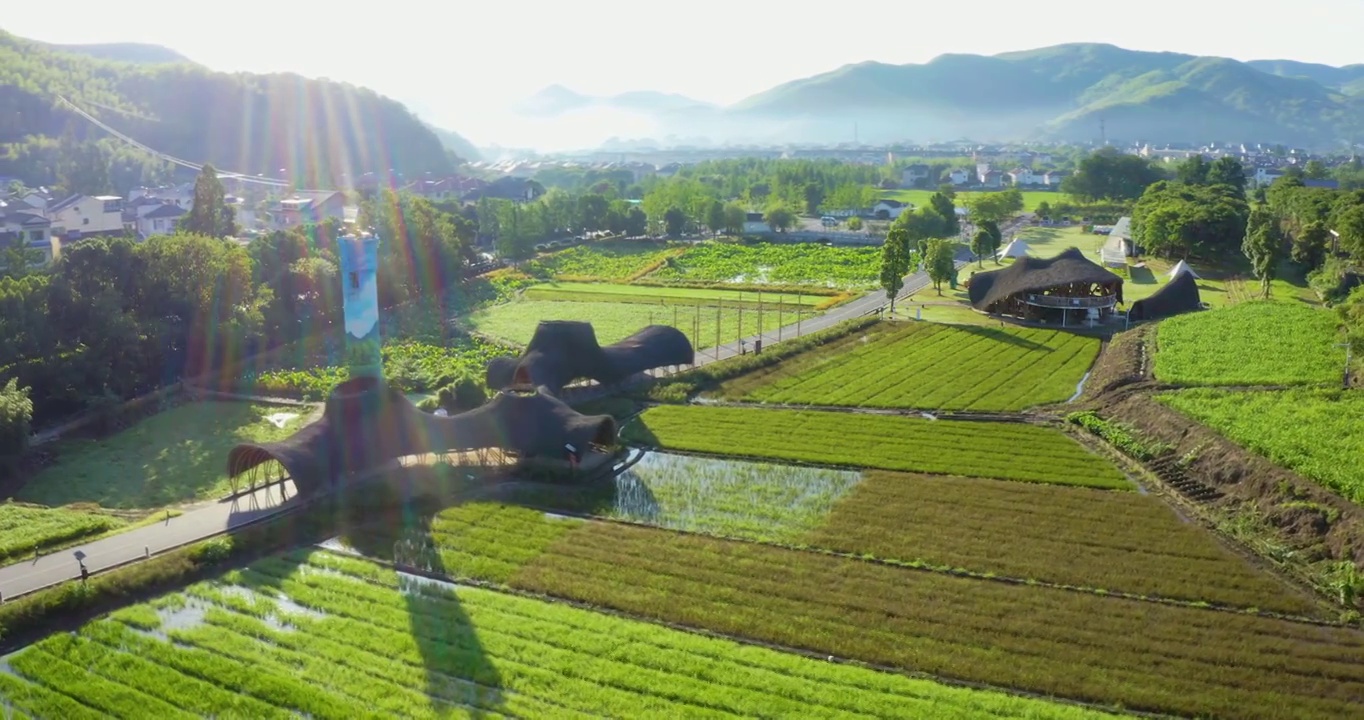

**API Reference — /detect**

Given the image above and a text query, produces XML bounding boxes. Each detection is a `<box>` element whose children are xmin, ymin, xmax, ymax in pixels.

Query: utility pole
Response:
<box><xmin>1099</xmin><ymin>117</ymin><xmax>1107</xmax><ymax>147</ymax></box>
<box><xmin>1337</xmin><ymin>342</ymin><xmax>1353</xmax><ymax>388</ymax></box>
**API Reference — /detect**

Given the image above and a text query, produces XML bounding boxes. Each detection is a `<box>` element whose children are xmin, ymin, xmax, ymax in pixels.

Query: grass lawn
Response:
<box><xmin>1159</xmin><ymin>388</ymin><xmax>1364</xmax><ymax>504</ymax></box>
<box><xmin>464</xmin><ymin>299</ymin><xmax>815</xmax><ymax>350</ymax></box>
<box><xmin>879</xmin><ymin>188</ymin><xmax>1064</xmax><ymax>213</ymax></box>
<box><xmin>18</xmin><ymin>402</ymin><xmax>312</xmax><ymax>510</ymax></box>
<box><xmin>0</xmin><ymin>544</ymin><xmax>1112</xmax><ymax>720</ymax></box>
<box><xmin>0</xmin><ymin>503</ymin><xmax>124</xmax><ymax>563</ymax></box>
<box><xmin>624</xmin><ymin>405</ymin><xmax>1132</xmax><ymax>489</ymax></box>
<box><xmin>714</xmin><ymin>321</ymin><xmax>1100</xmax><ymax>411</ymax></box>
<box><xmin>523</xmin><ymin>281</ymin><xmax>827</xmax><ymax>307</ymax></box>
<box><xmin>1153</xmin><ymin>301</ymin><xmax>1344</xmax><ymax>386</ymax></box>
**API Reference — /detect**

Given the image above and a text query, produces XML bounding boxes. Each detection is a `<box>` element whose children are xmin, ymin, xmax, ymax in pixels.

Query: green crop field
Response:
<box><xmin>524</xmin><ymin>281</ymin><xmax>828</xmax><ymax>307</ymax></box>
<box><xmin>0</xmin><ymin>503</ymin><xmax>124</xmax><ymax>563</ymax></box>
<box><xmin>251</xmin><ymin>338</ymin><xmax>516</xmax><ymax>400</ymax></box>
<box><xmin>0</xmin><ymin>546</ymin><xmax>1114</xmax><ymax>720</ymax></box>
<box><xmin>879</xmin><ymin>188</ymin><xmax>1062</xmax><ymax>213</ymax></box>
<box><xmin>607</xmin><ymin>452</ymin><xmax>862</xmax><ymax>542</ymax></box>
<box><xmin>339</xmin><ymin>502</ymin><xmax>1364</xmax><ymax>720</ymax></box>
<box><xmin>650</xmin><ymin>242</ymin><xmax>882</xmax><ymax>288</ymax></box>
<box><xmin>807</xmin><ymin>471</ymin><xmax>1318</xmax><ymax>614</ymax></box>
<box><xmin>1159</xmin><ymin>388</ymin><xmax>1364</xmax><ymax>504</ymax></box>
<box><xmin>623</xmin><ymin>405</ymin><xmax>1131</xmax><ymax>489</ymax></box>
<box><xmin>526</xmin><ymin>241</ymin><xmax>680</xmax><ymax>281</ymax></box>
<box><xmin>715</xmin><ymin>321</ymin><xmax>1100</xmax><ymax>411</ymax></box>
<box><xmin>1154</xmin><ymin>302</ymin><xmax>1344</xmax><ymax>386</ymax></box>
<box><xmin>464</xmin><ymin>300</ymin><xmax>814</xmax><ymax>350</ymax></box>
<box><xmin>18</xmin><ymin>402</ymin><xmax>311</xmax><ymax>510</ymax></box>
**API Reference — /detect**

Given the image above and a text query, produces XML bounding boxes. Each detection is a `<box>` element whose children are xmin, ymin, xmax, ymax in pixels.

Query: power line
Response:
<box><xmin>56</xmin><ymin>95</ymin><xmax>294</xmax><ymax>188</ymax></box>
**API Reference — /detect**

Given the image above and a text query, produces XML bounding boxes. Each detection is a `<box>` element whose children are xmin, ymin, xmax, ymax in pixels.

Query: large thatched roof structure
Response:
<box><xmin>227</xmin><ymin>377</ymin><xmax>616</xmax><ymax>498</ymax></box>
<box><xmin>968</xmin><ymin>248</ymin><xmax>1124</xmax><ymax>312</ymax></box>
<box><xmin>1129</xmin><ymin>271</ymin><xmax>1203</xmax><ymax>321</ymax></box>
<box><xmin>487</xmin><ymin>321</ymin><xmax>694</xmax><ymax>395</ymax></box>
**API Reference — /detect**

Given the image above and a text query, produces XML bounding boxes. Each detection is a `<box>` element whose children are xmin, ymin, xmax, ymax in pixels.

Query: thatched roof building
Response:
<box><xmin>487</xmin><ymin>321</ymin><xmax>694</xmax><ymax>396</ymax></box>
<box><xmin>1129</xmin><ymin>271</ymin><xmax>1203</xmax><ymax>321</ymax></box>
<box><xmin>967</xmin><ymin>247</ymin><xmax>1124</xmax><ymax>322</ymax></box>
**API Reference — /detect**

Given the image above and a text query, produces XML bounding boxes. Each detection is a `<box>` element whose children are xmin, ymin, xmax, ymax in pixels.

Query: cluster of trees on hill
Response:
<box><xmin>0</xmin><ymin>30</ymin><xmax>456</xmax><ymax>192</ymax></box>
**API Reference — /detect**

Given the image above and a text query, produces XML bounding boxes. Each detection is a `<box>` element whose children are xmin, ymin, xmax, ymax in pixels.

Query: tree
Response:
<box><xmin>803</xmin><ymin>183</ymin><xmax>825</xmax><ymax>215</ymax></box>
<box><xmin>1243</xmin><ymin>204</ymin><xmax>1285</xmax><ymax>298</ymax></box>
<box><xmin>764</xmin><ymin>205</ymin><xmax>795</xmax><ymax>233</ymax></box>
<box><xmin>0</xmin><ymin>378</ymin><xmax>33</xmax><ymax>478</ymax></box>
<box><xmin>180</xmin><ymin>164</ymin><xmax>237</xmax><ymax>238</ymax></box>
<box><xmin>962</xmin><ymin>190</ymin><xmax>1022</xmax><ymax>225</ymax></box>
<box><xmin>1133</xmin><ymin>181</ymin><xmax>1249</xmax><ymax>258</ymax></box>
<box><xmin>705</xmin><ymin>199</ymin><xmax>726</xmax><ymax>237</ymax></box>
<box><xmin>1207</xmin><ymin>157</ymin><xmax>1247</xmax><ymax>194</ymax></box>
<box><xmin>624</xmin><ymin>206</ymin><xmax>648</xmax><ymax>237</ymax></box>
<box><xmin>924</xmin><ymin>238</ymin><xmax>957</xmax><ymax>295</ymax></box>
<box><xmin>663</xmin><ymin>207</ymin><xmax>688</xmax><ymax>237</ymax></box>
<box><xmin>970</xmin><ymin>229</ymin><xmax>992</xmax><ymax>267</ymax></box>
<box><xmin>56</xmin><ymin>122</ymin><xmax>111</xmax><ymax>197</ymax></box>
<box><xmin>980</xmin><ymin>220</ymin><xmax>1002</xmax><ymax>264</ymax></box>
<box><xmin>1293</xmin><ymin>220</ymin><xmax>1330</xmax><ymax>268</ymax></box>
<box><xmin>1176</xmin><ymin>155</ymin><xmax>1210</xmax><ymax>185</ymax></box>
<box><xmin>847</xmin><ymin>216</ymin><xmax>864</xmax><ymax>231</ymax></box>
<box><xmin>929</xmin><ymin>192</ymin><xmax>959</xmax><ymax>236</ymax></box>
<box><xmin>1061</xmin><ymin>147</ymin><xmax>1164</xmax><ymax>202</ymax></box>
<box><xmin>1304</xmin><ymin>160</ymin><xmax>1330</xmax><ymax>180</ymax></box>
<box><xmin>722</xmin><ymin>202</ymin><xmax>747</xmax><ymax>237</ymax></box>
<box><xmin>577</xmin><ymin>193</ymin><xmax>610</xmax><ymax>232</ymax></box>
<box><xmin>1035</xmin><ymin>201</ymin><xmax>1052</xmax><ymax>221</ymax></box>
<box><xmin>879</xmin><ymin>228</ymin><xmax>908</xmax><ymax>313</ymax></box>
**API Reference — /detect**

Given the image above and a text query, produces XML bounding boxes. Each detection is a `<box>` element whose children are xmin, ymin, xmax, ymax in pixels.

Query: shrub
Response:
<box><xmin>1067</xmin><ymin>411</ymin><xmax>1171</xmax><ymax>461</ymax></box>
<box><xmin>0</xmin><ymin>379</ymin><xmax>33</xmax><ymax>478</ymax></box>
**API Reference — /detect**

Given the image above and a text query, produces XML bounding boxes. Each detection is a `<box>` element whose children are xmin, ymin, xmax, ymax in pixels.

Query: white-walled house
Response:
<box><xmin>46</xmin><ymin>194</ymin><xmax>125</xmax><ymax>238</ymax></box>
<box><xmin>135</xmin><ymin>203</ymin><xmax>186</xmax><ymax>238</ymax></box>
<box><xmin>1007</xmin><ymin>168</ymin><xmax>1041</xmax><ymax>186</ymax></box>
<box><xmin>1254</xmin><ymin>167</ymin><xmax>1283</xmax><ymax>186</ymax></box>
<box><xmin>1042</xmin><ymin>171</ymin><xmax>1068</xmax><ymax>187</ymax></box>
<box><xmin>0</xmin><ymin>209</ymin><xmax>57</xmax><ymax>265</ymax></box>
<box><xmin>871</xmin><ymin>199</ymin><xmax>908</xmax><ymax>220</ymax></box>
<box><xmin>948</xmin><ymin>168</ymin><xmax>971</xmax><ymax>185</ymax></box>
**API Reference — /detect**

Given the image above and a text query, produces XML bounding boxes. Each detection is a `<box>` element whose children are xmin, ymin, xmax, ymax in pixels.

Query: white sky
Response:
<box><xmin>6</xmin><ymin>0</ymin><xmax>1362</xmax><ymax>150</ymax></box>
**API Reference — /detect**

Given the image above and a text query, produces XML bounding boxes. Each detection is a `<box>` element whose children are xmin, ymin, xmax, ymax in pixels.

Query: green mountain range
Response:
<box><xmin>728</xmin><ymin>43</ymin><xmax>1364</xmax><ymax>147</ymax></box>
<box><xmin>0</xmin><ymin>30</ymin><xmax>474</xmax><ymax>190</ymax></box>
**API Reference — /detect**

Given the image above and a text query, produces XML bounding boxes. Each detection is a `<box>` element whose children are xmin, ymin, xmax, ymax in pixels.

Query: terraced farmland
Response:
<box><xmin>0</xmin><ymin>503</ymin><xmax>124</xmax><ymax>564</ymax></box>
<box><xmin>1154</xmin><ymin>301</ymin><xmax>1343</xmax><ymax>386</ymax></box>
<box><xmin>0</xmin><ymin>548</ymin><xmax>1114</xmax><ymax>720</ymax></box>
<box><xmin>623</xmin><ymin>405</ymin><xmax>1132</xmax><ymax>489</ymax></box>
<box><xmin>1159</xmin><ymin>387</ymin><xmax>1364</xmax><ymax>504</ymax></box>
<box><xmin>464</xmin><ymin>299</ymin><xmax>813</xmax><ymax>350</ymax></box>
<box><xmin>345</xmin><ymin>502</ymin><xmax>1364</xmax><ymax>720</ymax></box>
<box><xmin>716</xmin><ymin>321</ymin><xmax>1100</xmax><ymax>411</ymax></box>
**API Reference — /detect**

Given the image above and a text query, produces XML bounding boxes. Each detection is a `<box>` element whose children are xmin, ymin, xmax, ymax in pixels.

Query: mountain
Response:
<box><xmin>423</xmin><ymin>123</ymin><xmax>483</xmax><ymax>162</ymax></box>
<box><xmin>726</xmin><ymin>43</ymin><xmax>1364</xmax><ymax>147</ymax></box>
<box><xmin>516</xmin><ymin>85</ymin><xmax>716</xmax><ymax>117</ymax></box>
<box><xmin>0</xmin><ymin>30</ymin><xmax>461</xmax><ymax>189</ymax></box>
<box><xmin>35</xmin><ymin>41</ymin><xmax>193</xmax><ymax>65</ymax></box>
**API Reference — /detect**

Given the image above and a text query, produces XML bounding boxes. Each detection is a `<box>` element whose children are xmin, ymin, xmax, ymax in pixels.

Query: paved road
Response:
<box><xmin>0</xmin><ymin>481</ymin><xmax>300</xmax><ymax>601</ymax></box>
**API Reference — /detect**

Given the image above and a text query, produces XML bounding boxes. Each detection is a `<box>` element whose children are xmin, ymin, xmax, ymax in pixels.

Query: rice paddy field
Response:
<box><xmin>647</xmin><ymin>242</ymin><xmax>882</xmax><ymax>288</ymax></box>
<box><xmin>623</xmin><ymin>404</ymin><xmax>1131</xmax><ymax>489</ymax></box>
<box><xmin>0</xmin><ymin>503</ymin><xmax>124</xmax><ymax>564</ymax></box>
<box><xmin>17</xmin><ymin>402</ymin><xmax>310</xmax><ymax>510</ymax></box>
<box><xmin>1159</xmin><ymin>387</ymin><xmax>1364</xmax><ymax>504</ymax></box>
<box><xmin>1153</xmin><ymin>301</ymin><xmax>1344</xmax><ymax>386</ymax></box>
<box><xmin>464</xmin><ymin>300</ymin><xmax>815</xmax><ymax>351</ymax></box>
<box><xmin>714</xmin><ymin>321</ymin><xmax>1100</xmax><ymax>411</ymax></box>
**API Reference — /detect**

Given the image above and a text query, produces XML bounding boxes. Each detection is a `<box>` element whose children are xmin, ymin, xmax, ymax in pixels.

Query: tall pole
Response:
<box><xmin>1337</xmin><ymin>342</ymin><xmax>1353</xmax><ymax>388</ymax></box>
<box><xmin>737</xmin><ymin>293</ymin><xmax>743</xmax><ymax>350</ymax></box>
<box><xmin>673</xmin><ymin>304</ymin><xmax>678</xmax><ymax>330</ymax></box>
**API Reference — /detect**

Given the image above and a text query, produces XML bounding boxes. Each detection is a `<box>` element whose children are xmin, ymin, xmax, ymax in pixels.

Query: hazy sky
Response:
<box><xmin>7</xmin><ymin>0</ymin><xmax>1362</xmax><ymax>149</ymax></box>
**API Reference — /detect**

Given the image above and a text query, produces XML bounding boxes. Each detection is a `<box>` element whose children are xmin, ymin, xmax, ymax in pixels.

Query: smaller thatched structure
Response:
<box><xmin>967</xmin><ymin>247</ymin><xmax>1124</xmax><ymax>323</ymax></box>
<box><xmin>488</xmin><ymin>321</ymin><xmax>694</xmax><ymax>395</ymax></box>
<box><xmin>1129</xmin><ymin>271</ymin><xmax>1203</xmax><ymax>321</ymax></box>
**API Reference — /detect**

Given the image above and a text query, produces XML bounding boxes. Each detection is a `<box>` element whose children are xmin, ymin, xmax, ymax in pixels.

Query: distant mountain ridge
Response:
<box><xmin>522</xmin><ymin>43</ymin><xmax>1364</xmax><ymax>149</ymax></box>
<box><xmin>36</xmin><ymin>41</ymin><xmax>193</xmax><ymax>65</ymax></box>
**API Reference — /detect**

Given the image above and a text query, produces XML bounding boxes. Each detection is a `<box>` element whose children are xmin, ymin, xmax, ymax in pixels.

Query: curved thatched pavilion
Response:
<box><xmin>967</xmin><ymin>248</ymin><xmax>1124</xmax><ymax>324</ymax></box>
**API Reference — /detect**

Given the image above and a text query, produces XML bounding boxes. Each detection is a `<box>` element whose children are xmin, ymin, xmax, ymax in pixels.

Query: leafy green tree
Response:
<box><xmin>577</xmin><ymin>193</ymin><xmax>610</xmax><ymax>232</ymax></box>
<box><xmin>847</xmin><ymin>216</ymin><xmax>864</xmax><ymax>231</ymax></box>
<box><xmin>924</xmin><ymin>238</ymin><xmax>957</xmax><ymax>295</ymax></box>
<box><xmin>1035</xmin><ymin>201</ymin><xmax>1052</xmax><ymax>220</ymax></box>
<box><xmin>880</xmin><ymin>228</ymin><xmax>908</xmax><ymax>313</ymax></box>
<box><xmin>971</xmin><ymin>229</ymin><xmax>992</xmax><ymax>267</ymax></box>
<box><xmin>962</xmin><ymin>190</ymin><xmax>1021</xmax><ymax>225</ymax></box>
<box><xmin>56</xmin><ymin>126</ymin><xmax>111</xmax><ymax>197</ymax></box>
<box><xmin>0</xmin><ymin>378</ymin><xmax>33</xmax><ymax>478</ymax></box>
<box><xmin>764</xmin><ymin>205</ymin><xmax>795</xmax><ymax>233</ymax></box>
<box><xmin>1132</xmin><ymin>181</ymin><xmax>1249</xmax><ymax>258</ymax></box>
<box><xmin>1243</xmin><ymin>204</ymin><xmax>1285</xmax><ymax>298</ymax></box>
<box><xmin>980</xmin><ymin>220</ymin><xmax>1002</xmax><ymax>264</ymax></box>
<box><xmin>1061</xmin><ymin>147</ymin><xmax>1164</xmax><ymax>202</ymax></box>
<box><xmin>803</xmin><ymin>183</ymin><xmax>825</xmax><ymax>215</ymax></box>
<box><xmin>1207</xmin><ymin>156</ymin><xmax>1247</xmax><ymax>194</ymax></box>
<box><xmin>705</xmin><ymin>199</ymin><xmax>726</xmax><ymax>237</ymax></box>
<box><xmin>663</xmin><ymin>207</ymin><xmax>688</xmax><ymax>237</ymax></box>
<box><xmin>180</xmin><ymin>164</ymin><xmax>237</xmax><ymax>238</ymax></box>
<box><xmin>1293</xmin><ymin>220</ymin><xmax>1330</xmax><ymax>268</ymax></box>
<box><xmin>1334</xmin><ymin>201</ymin><xmax>1364</xmax><ymax>260</ymax></box>
<box><xmin>722</xmin><ymin>202</ymin><xmax>747</xmax><ymax>236</ymax></box>
<box><xmin>1176</xmin><ymin>155</ymin><xmax>1211</xmax><ymax>185</ymax></box>
<box><xmin>1303</xmin><ymin>160</ymin><xmax>1330</xmax><ymax>180</ymax></box>
<box><xmin>929</xmin><ymin>192</ymin><xmax>959</xmax><ymax>236</ymax></box>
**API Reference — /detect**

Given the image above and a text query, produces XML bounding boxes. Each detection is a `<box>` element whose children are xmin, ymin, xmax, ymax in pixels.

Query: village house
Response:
<box><xmin>46</xmin><ymin>194</ymin><xmax>125</xmax><ymax>239</ymax></box>
<box><xmin>871</xmin><ymin>199</ymin><xmax>909</xmax><ymax>220</ymax></box>
<box><xmin>979</xmin><ymin>170</ymin><xmax>1005</xmax><ymax>189</ymax></box>
<box><xmin>134</xmin><ymin>203</ymin><xmax>187</xmax><ymax>239</ymax></box>
<box><xmin>0</xmin><ymin>208</ymin><xmax>56</xmax><ymax>265</ymax></box>
<box><xmin>1042</xmin><ymin>171</ymin><xmax>1068</xmax><ymax>187</ymax></box>
<box><xmin>1007</xmin><ymin>168</ymin><xmax>1040</xmax><ymax>186</ymax></box>
<box><xmin>901</xmin><ymin>165</ymin><xmax>931</xmax><ymax>188</ymax></box>
<box><xmin>948</xmin><ymin>168</ymin><xmax>972</xmax><ymax>186</ymax></box>
<box><xmin>269</xmin><ymin>191</ymin><xmax>346</xmax><ymax>230</ymax></box>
